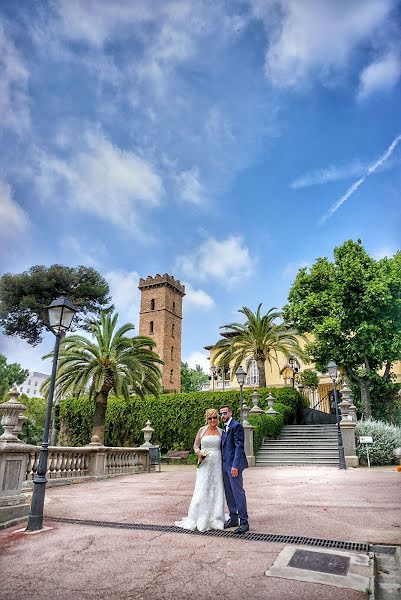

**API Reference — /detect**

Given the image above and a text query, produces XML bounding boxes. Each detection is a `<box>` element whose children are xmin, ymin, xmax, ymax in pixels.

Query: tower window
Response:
<box><xmin>170</xmin><ymin>369</ymin><xmax>174</xmax><ymax>383</ymax></box>
<box><xmin>150</xmin><ymin>298</ymin><xmax>155</xmax><ymax>310</ymax></box>
<box><xmin>149</xmin><ymin>321</ymin><xmax>154</xmax><ymax>334</ymax></box>
<box><xmin>172</xmin><ymin>323</ymin><xmax>175</xmax><ymax>337</ymax></box>
<box><xmin>171</xmin><ymin>346</ymin><xmax>174</xmax><ymax>360</ymax></box>
<box><xmin>172</xmin><ymin>301</ymin><xmax>176</xmax><ymax>313</ymax></box>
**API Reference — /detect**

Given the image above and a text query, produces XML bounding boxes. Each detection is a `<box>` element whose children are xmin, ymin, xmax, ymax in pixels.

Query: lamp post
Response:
<box><xmin>327</xmin><ymin>360</ymin><xmax>346</xmax><ymax>470</ymax></box>
<box><xmin>236</xmin><ymin>365</ymin><xmax>246</xmax><ymax>424</ymax></box>
<box><xmin>26</xmin><ymin>297</ymin><xmax>78</xmax><ymax>531</ymax></box>
<box><xmin>210</xmin><ymin>365</ymin><xmax>218</xmax><ymax>391</ymax></box>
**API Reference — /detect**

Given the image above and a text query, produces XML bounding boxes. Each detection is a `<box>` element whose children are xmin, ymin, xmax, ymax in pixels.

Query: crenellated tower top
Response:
<box><xmin>138</xmin><ymin>273</ymin><xmax>185</xmax><ymax>297</ymax></box>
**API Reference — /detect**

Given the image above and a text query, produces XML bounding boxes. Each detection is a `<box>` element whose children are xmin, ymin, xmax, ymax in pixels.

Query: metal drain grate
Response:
<box><xmin>46</xmin><ymin>517</ymin><xmax>369</xmax><ymax>553</ymax></box>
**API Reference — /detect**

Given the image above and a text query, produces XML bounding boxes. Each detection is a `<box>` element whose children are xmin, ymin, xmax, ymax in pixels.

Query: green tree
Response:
<box><xmin>0</xmin><ymin>354</ymin><xmax>28</xmax><ymax>400</ymax></box>
<box><xmin>0</xmin><ymin>264</ymin><xmax>111</xmax><ymax>345</ymax></box>
<box><xmin>299</xmin><ymin>369</ymin><xmax>319</xmax><ymax>390</ymax></box>
<box><xmin>181</xmin><ymin>362</ymin><xmax>208</xmax><ymax>392</ymax></box>
<box><xmin>213</xmin><ymin>304</ymin><xmax>306</xmax><ymax>388</ymax></box>
<box><xmin>43</xmin><ymin>311</ymin><xmax>163</xmax><ymax>444</ymax></box>
<box><xmin>283</xmin><ymin>240</ymin><xmax>401</xmax><ymax>418</ymax></box>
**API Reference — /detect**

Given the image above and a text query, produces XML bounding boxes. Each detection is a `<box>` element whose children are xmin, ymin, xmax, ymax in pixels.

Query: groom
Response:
<box><xmin>219</xmin><ymin>404</ymin><xmax>249</xmax><ymax>534</ymax></box>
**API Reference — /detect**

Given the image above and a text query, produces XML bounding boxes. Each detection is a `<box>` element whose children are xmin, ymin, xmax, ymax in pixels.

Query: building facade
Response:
<box><xmin>138</xmin><ymin>274</ymin><xmax>185</xmax><ymax>391</ymax></box>
<box><xmin>19</xmin><ymin>371</ymin><xmax>49</xmax><ymax>397</ymax></box>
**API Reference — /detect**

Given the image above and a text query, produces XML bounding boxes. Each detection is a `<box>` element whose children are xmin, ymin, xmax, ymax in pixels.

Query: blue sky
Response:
<box><xmin>1</xmin><ymin>0</ymin><xmax>401</xmax><ymax>376</ymax></box>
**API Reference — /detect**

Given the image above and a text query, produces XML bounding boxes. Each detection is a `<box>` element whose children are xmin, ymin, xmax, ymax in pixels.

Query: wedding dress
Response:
<box><xmin>175</xmin><ymin>434</ymin><xmax>225</xmax><ymax>532</ymax></box>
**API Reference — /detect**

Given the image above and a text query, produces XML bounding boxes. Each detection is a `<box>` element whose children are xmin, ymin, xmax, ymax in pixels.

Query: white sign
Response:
<box><xmin>359</xmin><ymin>436</ymin><xmax>373</xmax><ymax>444</ymax></box>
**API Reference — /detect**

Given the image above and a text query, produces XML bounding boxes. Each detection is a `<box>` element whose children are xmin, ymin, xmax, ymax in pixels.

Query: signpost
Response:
<box><xmin>359</xmin><ymin>436</ymin><xmax>373</xmax><ymax>467</ymax></box>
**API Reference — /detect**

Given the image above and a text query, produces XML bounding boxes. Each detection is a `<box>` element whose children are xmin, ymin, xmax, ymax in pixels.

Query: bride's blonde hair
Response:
<box><xmin>204</xmin><ymin>408</ymin><xmax>218</xmax><ymax>424</ymax></box>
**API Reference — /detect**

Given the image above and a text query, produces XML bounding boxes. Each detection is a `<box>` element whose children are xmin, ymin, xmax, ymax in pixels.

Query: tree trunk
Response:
<box><xmin>359</xmin><ymin>381</ymin><xmax>372</xmax><ymax>419</ymax></box>
<box><xmin>91</xmin><ymin>390</ymin><xmax>109</xmax><ymax>444</ymax></box>
<box><xmin>257</xmin><ymin>359</ymin><xmax>266</xmax><ymax>388</ymax></box>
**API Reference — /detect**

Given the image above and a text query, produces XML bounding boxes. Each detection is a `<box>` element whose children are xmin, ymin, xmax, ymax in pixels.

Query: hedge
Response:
<box><xmin>59</xmin><ymin>387</ymin><xmax>303</xmax><ymax>452</ymax></box>
<box><xmin>355</xmin><ymin>419</ymin><xmax>401</xmax><ymax>465</ymax></box>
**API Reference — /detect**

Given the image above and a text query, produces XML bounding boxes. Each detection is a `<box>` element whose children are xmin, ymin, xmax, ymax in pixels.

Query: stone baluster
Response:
<box><xmin>339</xmin><ymin>379</ymin><xmax>359</xmax><ymax>467</ymax></box>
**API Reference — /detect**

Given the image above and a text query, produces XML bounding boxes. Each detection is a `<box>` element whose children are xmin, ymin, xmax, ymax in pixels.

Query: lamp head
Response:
<box><xmin>47</xmin><ymin>296</ymin><xmax>78</xmax><ymax>335</ymax></box>
<box><xmin>327</xmin><ymin>359</ymin><xmax>338</xmax><ymax>381</ymax></box>
<box><xmin>235</xmin><ymin>365</ymin><xmax>246</xmax><ymax>386</ymax></box>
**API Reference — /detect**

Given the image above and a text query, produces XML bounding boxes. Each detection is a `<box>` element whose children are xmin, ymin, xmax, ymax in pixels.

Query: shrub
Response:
<box><xmin>59</xmin><ymin>387</ymin><xmax>302</xmax><ymax>451</ymax></box>
<box><xmin>249</xmin><ymin>403</ymin><xmax>293</xmax><ymax>454</ymax></box>
<box><xmin>355</xmin><ymin>419</ymin><xmax>401</xmax><ymax>465</ymax></box>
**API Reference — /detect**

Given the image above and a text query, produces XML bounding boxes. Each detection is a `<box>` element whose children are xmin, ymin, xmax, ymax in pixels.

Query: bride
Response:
<box><xmin>175</xmin><ymin>408</ymin><xmax>224</xmax><ymax>532</ymax></box>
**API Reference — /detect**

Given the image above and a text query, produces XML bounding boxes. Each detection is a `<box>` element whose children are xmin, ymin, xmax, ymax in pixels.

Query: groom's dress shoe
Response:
<box><xmin>224</xmin><ymin>518</ymin><xmax>239</xmax><ymax>529</ymax></box>
<box><xmin>234</xmin><ymin>524</ymin><xmax>249</xmax><ymax>535</ymax></box>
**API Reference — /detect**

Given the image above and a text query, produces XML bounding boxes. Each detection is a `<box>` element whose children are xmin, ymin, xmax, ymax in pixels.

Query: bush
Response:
<box><xmin>59</xmin><ymin>387</ymin><xmax>302</xmax><ymax>451</ymax></box>
<box><xmin>355</xmin><ymin>419</ymin><xmax>401</xmax><ymax>465</ymax></box>
<box><xmin>249</xmin><ymin>403</ymin><xmax>293</xmax><ymax>454</ymax></box>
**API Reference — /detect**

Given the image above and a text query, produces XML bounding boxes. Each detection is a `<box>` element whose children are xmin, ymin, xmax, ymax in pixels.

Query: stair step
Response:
<box><xmin>256</xmin><ymin>460</ymin><xmax>339</xmax><ymax>466</ymax></box>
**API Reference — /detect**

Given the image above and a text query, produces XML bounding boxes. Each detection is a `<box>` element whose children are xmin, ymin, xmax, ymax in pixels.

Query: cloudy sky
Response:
<box><xmin>1</xmin><ymin>0</ymin><xmax>400</xmax><ymax>376</ymax></box>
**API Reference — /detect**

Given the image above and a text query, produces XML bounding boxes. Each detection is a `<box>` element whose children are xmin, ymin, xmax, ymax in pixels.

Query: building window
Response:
<box><xmin>172</xmin><ymin>323</ymin><xmax>175</xmax><ymax>337</ymax></box>
<box><xmin>150</xmin><ymin>298</ymin><xmax>155</xmax><ymax>310</ymax></box>
<box><xmin>20</xmin><ymin>387</ymin><xmax>23</xmax><ymax>392</ymax></box>
<box><xmin>170</xmin><ymin>369</ymin><xmax>173</xmax><ymax>383</ymax></box>
<box><xmin>34</xmin><ymin>381</ymin><xmax>38</xmax><ymax>386</ymax></box>
<box><xmin>27</xmin><ymin>389</ymin><xmax>30</xmax><ymax>394</ymax></box>
<box><xmin>172</xmin><ymin>301</ymin><xmax>176</xmax><ymax>313</ymax></box>
<box><xmin>28</xmin><ymin>380</ymin><xmax>31</xmax><ymax>385</ymax></box>
<box><xmin>171</xmin><ymin>346</ymin><xmax>174</xmax><ymax>360</ymax></box>
<box><xmin>149</xmin><ymin>321</ymin><xmax>154</xmax><ymax>334</ymax></box>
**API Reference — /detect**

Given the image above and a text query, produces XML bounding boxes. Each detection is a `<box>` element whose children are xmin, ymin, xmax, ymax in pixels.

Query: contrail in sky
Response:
<box><xmin>320</xmin><ymin>133</ymin><xmax>401</xmax><ymax>224</ymax></box>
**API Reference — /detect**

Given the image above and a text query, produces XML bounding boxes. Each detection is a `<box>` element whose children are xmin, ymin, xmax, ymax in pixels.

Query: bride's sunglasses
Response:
<box><xmin>207</xmin><ymin>416</ymin><xmax>219</xmax><ymax>420</ymax></box>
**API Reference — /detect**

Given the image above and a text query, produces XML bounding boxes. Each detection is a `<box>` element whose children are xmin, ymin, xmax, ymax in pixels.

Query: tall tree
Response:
<box><xmin>0</xmin><ymin>264</ymin><xmax>111</xmax><ymax>345</ymax></box>
<box><xmin>181</xmin><ymin>362</ymin><xmax>208</xmax><ymax>392</ymax></box>
<box><xmin>0</xmin><ymin>354</ymin><xmax>29</xmax><ymax>400</ymax></box>
<box><xmin>283</xmin><ymin>240</ymin><xmax>401</xmax><ymax>418</ymax></box>
<box><xmin>42</xmin><ymin>312</ymin><xmax>163</xmax><ymax>444</ymax></box>
<box><xmin>213</xmin><ymin>304</ymin><xmax>305</xmax><ymax>388</ymax></box>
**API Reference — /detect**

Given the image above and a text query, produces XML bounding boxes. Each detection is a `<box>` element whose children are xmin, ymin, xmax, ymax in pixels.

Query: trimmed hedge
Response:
<box><xmin>59</xmin><ymin>387</ymin><xmax>303</xmax><ymax>451</ymax></box>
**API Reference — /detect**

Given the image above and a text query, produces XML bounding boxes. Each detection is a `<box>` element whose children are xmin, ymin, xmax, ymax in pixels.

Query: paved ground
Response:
<box><xmin>1</xmin><ymin>465</ymin><xmax>400</xmax><ymax>600</ymax></box>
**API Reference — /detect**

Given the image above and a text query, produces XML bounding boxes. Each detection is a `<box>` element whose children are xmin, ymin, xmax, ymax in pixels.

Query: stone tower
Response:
<box><xmin>138</xmin><ymin>274</ymin><xmax>185</xmax><ymax>392</ymax></box>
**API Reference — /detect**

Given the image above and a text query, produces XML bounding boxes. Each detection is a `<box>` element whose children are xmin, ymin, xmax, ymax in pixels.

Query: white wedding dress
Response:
<box><xmin>175</xmin><ymin>434</ymin><xmax>225</xmax><ymax>532</ymax></box>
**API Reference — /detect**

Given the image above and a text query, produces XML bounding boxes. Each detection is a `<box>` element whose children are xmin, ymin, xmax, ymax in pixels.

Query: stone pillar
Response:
<box><xmin>339</xmin><ymin>380</ymin><xmax>359</xmax><ymax>467</ymax></box>
<box><xmin>86</xmin><ymin>446</ymin><xmax>107</xmax><ymax>478</ymax></box>
<box><xmin>242</xmin><ymin>404</ymin><xmax>255</xmax><ymax>467</ymax></box>
<box><xmin>0</xmin><ymin>387</ymin><xmax>34</xmax><ymax>529</ymax></box>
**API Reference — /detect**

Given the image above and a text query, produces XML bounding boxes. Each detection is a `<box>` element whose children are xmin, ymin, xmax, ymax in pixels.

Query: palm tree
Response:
<box><xmin>43</xmin><ymin>311</ymin><xmax>163</xmax><ymax>444</ymax></box>
<box><xmin>213</xmin><ymin>304</ymin><xmax>306</xmax><ymax>388</ymax></box>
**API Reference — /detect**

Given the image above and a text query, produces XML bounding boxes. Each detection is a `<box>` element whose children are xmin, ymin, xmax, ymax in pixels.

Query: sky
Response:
<box><xmin>0</xmin><ymin>0</ymin><xmax>401</xmax><ymax>377</ymax></box>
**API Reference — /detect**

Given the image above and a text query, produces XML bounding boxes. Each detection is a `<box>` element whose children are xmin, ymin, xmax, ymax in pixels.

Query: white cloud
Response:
<box><xmin>251</xmin><ymin>0</ymin><xmax>395</xmax><ymax>89</ymax></box>
<box><xmin>282</xmin><ymin>260</ymin><xmax>309</xmax><ymax>279</ymax></box>
<box><xmin>105</xmin><ymin>270</ymin><xmax>141</xmax><ymax>329</ymax></box>
<box><xmin>184</xmin><ymin>350</ymin><xmax>210</xmax><ymax>374</ymax></box>
<box><xmin>175</xmin><ymin>167</ymin><xmax>205</xmax><ymax>205</ymax></box>
<box><xmin>0</xmin><ymin>180</ymin><xmax>30</xmax><ymax>238</ymax></box>
<box><xmin>0</xmin><ymin>332</ymin><xmax>53</xmax><ymax>375</ymax></box>
<box><xmin>176</xmin><ymin>235</ymin><xmax>255</xmax><ymax>286</ymax></box>
<box><xmin>370</xmin><ymin>246</ymin><xmax>396</xmax><ymax>260</ymax></box>
<box><xmin>0</xmin><ymin>23</ymin><xmax>30</xmax><ymax>134</ymax></box>
<box><xmin>184</xmin><ymin>282</ymin><xmax>215</xmax><ymax>310</ymax></box>
<box><xmin>60</xmin><ymin>235</ymin><xmax>108</xmax><ymax>268</ymax></box>
<box><xmin>358</xmin><ymin>52</ymin><xmax>401</xmax><ymax>99</ymax></box>
<box><xmin>34</xmin><ymin>128</ymin><xmax>163</xmax><ymax>239</ymax></box>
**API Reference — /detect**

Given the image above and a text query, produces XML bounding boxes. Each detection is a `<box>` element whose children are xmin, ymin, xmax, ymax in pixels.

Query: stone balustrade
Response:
<box><xmin>23</xmin><ymin>445</ymin><xmax>149</xmax><ymax>485</ymax></box>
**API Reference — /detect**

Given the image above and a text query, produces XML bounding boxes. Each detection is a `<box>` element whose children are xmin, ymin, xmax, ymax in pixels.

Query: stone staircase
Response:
<box><xmin>256</xmin><ymin>424</ymin><xmax>339</xmax><ymax>466</ymax></box>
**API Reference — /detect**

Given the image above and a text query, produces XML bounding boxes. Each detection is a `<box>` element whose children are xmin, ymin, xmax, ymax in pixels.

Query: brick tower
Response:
<box><xmin>138</xmin><ymin>274</ymin><xmax>185</xmax><ymax>392</ymax></box>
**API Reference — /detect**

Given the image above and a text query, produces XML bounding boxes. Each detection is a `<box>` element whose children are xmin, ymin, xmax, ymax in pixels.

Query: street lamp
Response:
<box><xmin>26</xmin><ymin>297</ymin><xmax>78</xmax><ymax>531</ymax></box>
<box><xmin>327</xmin><ymin>360</ymin><xmax>346</xmax><ymax>470</ymax></box>
<box><xmin>236</xmin><ymin>365</ymin><xmax>246</xmax><ymax>424</ymax></box>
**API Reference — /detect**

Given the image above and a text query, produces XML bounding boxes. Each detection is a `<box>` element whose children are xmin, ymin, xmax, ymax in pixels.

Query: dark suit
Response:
<box><xmin>221</xmin><ymin>418</ymin><xmax>249</xmax><ymax>526</ymax></box>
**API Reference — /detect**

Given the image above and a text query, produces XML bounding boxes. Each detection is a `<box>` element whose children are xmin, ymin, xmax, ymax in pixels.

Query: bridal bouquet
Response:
<box><xmin>197</xmin><ymin>449</ymin><xmax>209</xmax><ymax>468</ymax></box>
